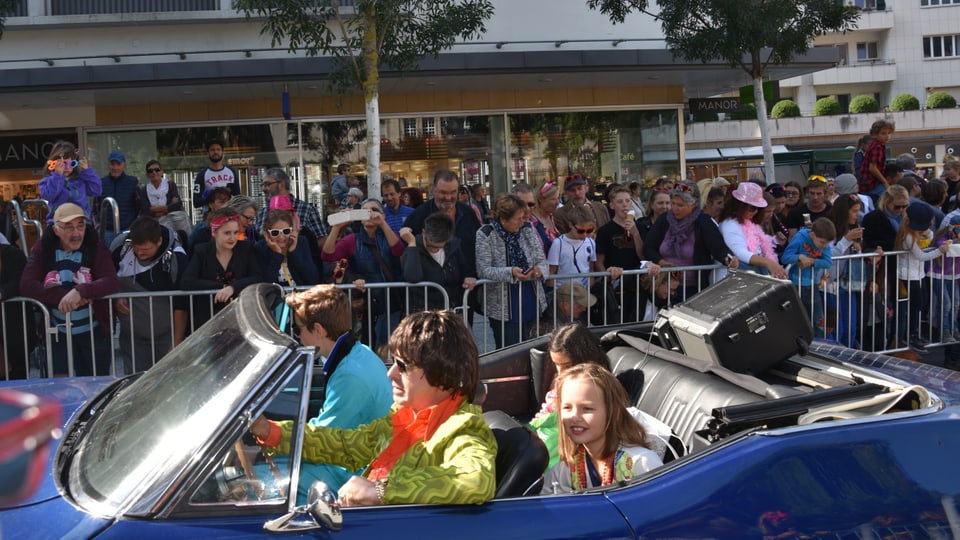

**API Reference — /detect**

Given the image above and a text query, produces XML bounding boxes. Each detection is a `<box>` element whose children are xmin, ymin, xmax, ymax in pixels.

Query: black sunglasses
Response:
<box><xmin>526</xmin><ymin>202</ymin><xmax>536</xmax><ymax>208</ymax></box>
<box><xmin>267</xmin><ymin>227</ymin><xmax>293</xmax><ymax>237</ymax></box>
<box><xmin>393</xmin><ymin>356</ymin><xmax>411</xmax><ymax>373</ymax></box>
<box><xmin>146</xmin><ymin>167</ymin><xmax>162</xmax><ymax>174</ymax></box>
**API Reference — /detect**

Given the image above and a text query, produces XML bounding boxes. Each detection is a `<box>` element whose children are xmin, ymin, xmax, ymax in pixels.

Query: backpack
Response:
<box><xmin>111</xmin><ymin>225</ymin><xmax>183</xmax><ymax>283</ymax></box>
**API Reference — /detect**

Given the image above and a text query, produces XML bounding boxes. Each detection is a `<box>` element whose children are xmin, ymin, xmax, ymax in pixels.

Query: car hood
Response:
<box><xmin>0</xmin><ymin>377</ymin><xmax>116</xmax><ymax>509</ymax></box>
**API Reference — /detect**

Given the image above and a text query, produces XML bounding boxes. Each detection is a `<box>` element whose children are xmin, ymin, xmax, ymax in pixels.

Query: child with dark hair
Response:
<box><xmin>782</xmin><ymin>217</ymin><xmax>836</xmax><ymax>337</ymax></box>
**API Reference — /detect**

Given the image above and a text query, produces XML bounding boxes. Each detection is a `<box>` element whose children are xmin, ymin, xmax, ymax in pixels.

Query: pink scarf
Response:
<box><xmin>742</xmin><ymin>219</ymin><xmax>776</xmax><ymax>259</ymax></box>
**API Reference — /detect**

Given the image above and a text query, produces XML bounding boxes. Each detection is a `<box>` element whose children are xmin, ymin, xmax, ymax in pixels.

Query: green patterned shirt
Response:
<box><xmin>270</xmin><ymin>400</ymin><xmax>497</xmax><ymax>505</ymax></box>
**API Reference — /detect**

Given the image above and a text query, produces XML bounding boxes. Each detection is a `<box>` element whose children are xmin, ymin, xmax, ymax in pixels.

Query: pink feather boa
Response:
<box><xmin>742</xmin><ymin>219</ymin><xmax>776</xmax><ymax>259</ymax></box>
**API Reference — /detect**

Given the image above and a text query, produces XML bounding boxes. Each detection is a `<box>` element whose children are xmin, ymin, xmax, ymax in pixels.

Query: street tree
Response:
<box><xmin>0</xmin><ymin>0</ymin><xmax>18</xmax><ymax>38</ymax></box>
<box><xmin>587</xmin><ymin>0</ymin><xmax>858</xmax><ymax>184</ymax></box>
<box><xmin>234</xmin><ymin>0</ymin><xmax>494</xmax><ymax>200</ymax></box>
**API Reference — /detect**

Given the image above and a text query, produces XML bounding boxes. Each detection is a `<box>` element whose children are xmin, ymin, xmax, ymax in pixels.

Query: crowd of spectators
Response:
<box><xmin>7</xmin><ymin>121</ymin><xmax>960</xmax><ymax>378</ymax></box>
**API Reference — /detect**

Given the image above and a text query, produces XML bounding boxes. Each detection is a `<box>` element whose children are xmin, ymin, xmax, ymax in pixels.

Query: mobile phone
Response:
<box><xmin>522</xmin><ymin>266</ymin><xmax>534</xmax><ymax>275</ymax></box>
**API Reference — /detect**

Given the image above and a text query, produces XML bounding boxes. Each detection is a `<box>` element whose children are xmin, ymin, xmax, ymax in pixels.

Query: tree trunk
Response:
<box><xmin>754</xmin><ymin>75</ymin><xmax>775</xmax><ymax>185</ymax></box>
<box><xmin>361</xmin><ymin>8</ymin><xmax>381</xmax><ymax>201</ymax></box>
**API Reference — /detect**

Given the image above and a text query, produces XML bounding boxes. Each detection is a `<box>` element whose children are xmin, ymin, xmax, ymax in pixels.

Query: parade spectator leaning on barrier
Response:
<box><xmin>644</xmin><ymin>181</ymin><xmax>734</xmax><ymax>300</ymax></box>
<box><xmin>20</xmin><ymin>203</ymin><xmax>118</xmax><ymax>376</ymax></box>
<box><xmin>827</xmin><ymin>193</ymin><xmax>866</xmax><ymax>348</ymax></box>
<box><xmin>404</xmin><ymin>169</ymin><xmax>481</xmax><ymax>276</ymax></box>
<box><xmin>255</xmin><ymin>209</ymin><xmax>320</xmax><ymax>288</ymax></box>
<box><xmin>182</xmin><ymin>207</ymin><xmax>263</xmax><ymax>329</ymax></box>
<box><xmin>282</xmin><ymin>284</ymin><xmax>393</xmax><ymax>502</ymax></box>
<box><xmin>39</xmin><ymin>140</ymin><xmax>101</xmax><ymax>224</ymax></box>
<box><xmin>719</xmin><ymin>183</ymin><xmax>786</xmax><ymax>279</ymax></box>
<box><xmin>0</xmin><ymin>232</ymin><xmax>31</xmax><ymax>380</ymax></box>
<box><xmin>250</xmin><ymin>310</ymin><xmax>497</xmax><ymax>507</ymax></box>
<box><xmin>323</xmin><ymin>199</ymin><xmax>404</xmax><ymax>348</ymax></box>
<box><xmin>111</xmin><ymin>215</ymin><xmax>188</xmax><ymax>373</ymax></box>
<box><xmin>399</xmin><ymin>212</ymin><xmax>475</xmax><ymax>312</ymax></box>
<box><xmin>476</xmin><ymin>193</ymin><xmax>548</xmax><ymax>348</ymax></box>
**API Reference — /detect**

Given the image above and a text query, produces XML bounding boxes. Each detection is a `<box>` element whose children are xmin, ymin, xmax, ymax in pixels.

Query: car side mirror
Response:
<box><xmin>262</xmin><ymin>481</ymin><xmax>342</xmax><ymax>533</ymax></box>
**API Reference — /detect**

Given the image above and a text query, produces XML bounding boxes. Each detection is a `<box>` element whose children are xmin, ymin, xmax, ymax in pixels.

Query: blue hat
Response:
<box><xmin>108</xmin><ymin>151</ymin><xmax>125</xmax><ymax>163</ymax></box>
<box><xmin>948</xmin><ymin>213</ymin><xmax>960</xmax><ymax>226</ymax></box>
<box><xmin>906</xmin><ymin>202</ymin><xmax>934</xmax><ymax>231</ymax></box>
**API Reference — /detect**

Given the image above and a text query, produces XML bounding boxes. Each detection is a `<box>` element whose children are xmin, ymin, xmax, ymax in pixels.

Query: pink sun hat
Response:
<box><xmin>730</xmin><ymin>182</ymin><xmax>767</xmax><ymax>208</ymax></box>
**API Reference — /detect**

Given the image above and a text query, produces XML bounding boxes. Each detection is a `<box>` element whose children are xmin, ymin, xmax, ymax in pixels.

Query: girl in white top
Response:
<box><xmin>897</xmin><ymin>203</ymin><xmax>952</xmax><ymax>348</ymax></box>
<box><xmin>543</xmin><ymin>363</ymin><xmax>662</xmax><ymax>494</ymax></box>
<box><xmin>547</xmin><ymin>205</ymin><xmax>602</xmax><ymax>288</ymax></box>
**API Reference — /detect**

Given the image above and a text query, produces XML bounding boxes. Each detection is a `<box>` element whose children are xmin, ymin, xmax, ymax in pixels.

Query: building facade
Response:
<box><xmin>0</xmin><ymin>0</ymin><xmax>836</xmax><ymax>216</ymax></box>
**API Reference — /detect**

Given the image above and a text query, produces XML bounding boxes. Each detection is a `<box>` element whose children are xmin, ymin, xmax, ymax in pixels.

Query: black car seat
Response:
<box><xmin>483</xmin><ymin>410</ymin><xmax>549</xmax><ymax>498</ymax></box>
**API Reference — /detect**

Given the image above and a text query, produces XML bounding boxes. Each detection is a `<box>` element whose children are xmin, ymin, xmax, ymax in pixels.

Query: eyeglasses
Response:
<box><xmin>240</xmin><ymin>213</ymin><xmax>256</xmax><ymax>222</ymax></box>
<box><xmin>267</xmin><ymin>227</ymin><xmax>293</xmax><ymax>237</ymax></box>
<box><xmin>47</xmin><ymin>159</ymin><xmax>79</xmax><ymax>170</ymax></box>
<box><xmin>746</xmin><ymin>206</ymin><xmax>759</xmax><ymax>213</ymax></box>
<box><xmin>146</xmin><ymin>168</ymin><xmax>162</xmax><ymax>174</ymax></box>
<box><xmin>262</xmin><ymin>180</ymin><xmax>279</xmax><ymax>188</ymax></box>
<box><xmin>526</xmin><ymin>202</ymin><xmax>536</xmax><ymax>208</ymax></box>
<box><xmin>575</xmin><ymin>227</ymin><xmax>595</xmax><ymax>234</ymax></box>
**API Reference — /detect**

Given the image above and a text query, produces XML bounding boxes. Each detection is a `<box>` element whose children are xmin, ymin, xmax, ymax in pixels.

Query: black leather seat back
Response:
<box><xmin>483</xmin><ymin>410</ymin><xmax>549</xmax><ymax>498</ymax></box>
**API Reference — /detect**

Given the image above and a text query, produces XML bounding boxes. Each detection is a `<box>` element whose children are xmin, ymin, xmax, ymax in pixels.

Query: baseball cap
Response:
<box><xmin>564</xmin><ymin>175</ymin><xmax>587</xmax><ymax>191</ymax></box>
<box><xmin>554</xmin><ymin>281</ymin><xmax>597</xmax><ymax>308</ymax></box>
<box><xmin>53</xmin><ymin>203</ymin><xmax>86</xmax><ymax>224</ymax></box>
<box><xmin>108</xmin><ymin>151</ymin><xmax>125</xmax><ymax>163</ymax></box>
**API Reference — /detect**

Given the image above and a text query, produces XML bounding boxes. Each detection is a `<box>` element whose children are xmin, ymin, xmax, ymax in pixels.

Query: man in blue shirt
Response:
<box><xmin>98</xmin><ymin>150</ymin><xmax>140</xmax><ymax>247</ymax></box>
<box><xmin>381</xmin><ymin>176</ymin><xmax>413</xmax><ymax>233</ymax></box>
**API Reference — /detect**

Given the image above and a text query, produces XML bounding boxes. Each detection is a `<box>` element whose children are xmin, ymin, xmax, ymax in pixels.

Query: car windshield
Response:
<box><xmin>62</xmin><ymin>288</ymin><xmax>295</xmax><ymax>516</ymax></box>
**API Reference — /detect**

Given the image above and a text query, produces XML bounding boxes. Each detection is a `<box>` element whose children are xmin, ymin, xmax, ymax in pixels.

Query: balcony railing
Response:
<box><xmin>49</xmin><ymin>0</ymin><xmax>218</xmax><ymax>14</ymax></box>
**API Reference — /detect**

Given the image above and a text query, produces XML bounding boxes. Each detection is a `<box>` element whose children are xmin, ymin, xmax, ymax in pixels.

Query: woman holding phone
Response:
<box><xmin>255</xmin><ymin>209</ymin><xmax>320</xmax><ymax>287</ymax></box>
<box><xmin>475</xmin><ymin>193</ymin><xmax>548</xmax><ymax>348</ymax></box>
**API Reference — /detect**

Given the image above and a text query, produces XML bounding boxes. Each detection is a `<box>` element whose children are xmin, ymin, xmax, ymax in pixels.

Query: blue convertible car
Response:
<box><xmin>2</xmin><ymin>281</ymin><xmax>960</xmax><ymax>539</ymax></box>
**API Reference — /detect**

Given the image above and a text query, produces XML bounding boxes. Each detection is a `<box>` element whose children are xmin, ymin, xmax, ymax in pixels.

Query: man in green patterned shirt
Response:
<box><xmin>252</xmin><ymin>310</ymin><xmax>496</xmax><ymax>506</ymax></box>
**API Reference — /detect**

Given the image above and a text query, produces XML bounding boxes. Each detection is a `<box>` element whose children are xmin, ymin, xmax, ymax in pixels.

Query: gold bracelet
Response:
<box><xmin>375</xmin><ymin>478</ymin><xmax>388</xmax><ymax>504</ymax></box>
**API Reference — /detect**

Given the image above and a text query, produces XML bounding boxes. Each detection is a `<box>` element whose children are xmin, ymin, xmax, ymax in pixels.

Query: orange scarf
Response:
<box><xmin>367</xmin><ymin>394</ymin><xmax>464</xmax><ymax>481</ymax></box>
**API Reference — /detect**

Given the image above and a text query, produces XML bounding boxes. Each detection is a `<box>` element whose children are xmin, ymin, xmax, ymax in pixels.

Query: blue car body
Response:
<box><xmin>2</xmin><ymin>285</ymin><xmax>960</xmax><ymax>539</ymax></box>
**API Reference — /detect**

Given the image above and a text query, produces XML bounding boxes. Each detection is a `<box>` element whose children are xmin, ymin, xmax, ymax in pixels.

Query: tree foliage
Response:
<box><xmin>926</xmin><ymin>91</ymin><xmax>957</xmax><ymax>109</ymax></box>
<box><xmin>0</xmin><ymin>0</ymin><xmax>18</xmax><ymax>39</ymax></box>
<box><xmin>813</xmin><ymin>97</ymin><xmax>841</xmax><ymax>116</ymax></box>
<box><xmin>235</xmin><ymin>0</ymin><xmax>493</xmax><ymax>95</ymax></box>
<box><xmin>234</xmin><ymin>0</ymin><xmax>494</xmax><ymax>198</ymax></box>
<box><xmin>587</xmin><ymin>0</ymin><xmax>859</xmax><ymax>183</ymax></box>
<box><xmin>770</xmin><ymin>100</ymin><xmax>800</xmax><ymax>118</ymax></box>
<box><xmin>890</xmin><ymin>93</ymin><xmax>920</xmax><ymax>112</ymax></box>
<box><xmin>848</xmin><ymin>94</ymin><xmax>879</xmax><ymax>113</ymax></box>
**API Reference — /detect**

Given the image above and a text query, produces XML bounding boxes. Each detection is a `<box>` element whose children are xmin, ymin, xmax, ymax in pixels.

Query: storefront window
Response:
<box><xmin>507</xmin><ymin>110</ymin><xmax>680</xmax><ymax>190</ymax></box>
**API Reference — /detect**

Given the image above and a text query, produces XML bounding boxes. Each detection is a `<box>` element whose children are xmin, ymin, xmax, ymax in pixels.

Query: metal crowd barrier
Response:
<box><xmin>5</xmin><ymin>250</ymin><xmax>960</xmax><ymax>381</ymax></box>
